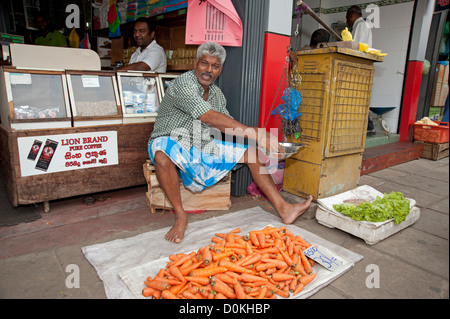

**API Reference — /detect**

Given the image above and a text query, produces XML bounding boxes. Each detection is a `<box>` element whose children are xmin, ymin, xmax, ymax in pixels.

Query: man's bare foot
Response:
<box><xmin>165</xmin><ymin>213</ymin><xmax>188</xmax><ymax>244</ymax></box>
<box><xmin>279</xmin><ymin>195</ymin><xmax>313</xmax><ymax>224</ymax></box>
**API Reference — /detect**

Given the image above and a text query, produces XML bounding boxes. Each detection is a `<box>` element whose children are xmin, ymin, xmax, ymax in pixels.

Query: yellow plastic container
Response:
<box><xmin>283</xmin><ymin>46</ymin><xmax>383</xmax><ymax>199</ymax></box>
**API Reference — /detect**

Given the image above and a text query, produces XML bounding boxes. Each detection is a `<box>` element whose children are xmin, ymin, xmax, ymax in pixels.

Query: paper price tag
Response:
<box><xmin>303</xmin><ymin>245</ymin><xmax>342</xmax><ymax>272</ymax></box>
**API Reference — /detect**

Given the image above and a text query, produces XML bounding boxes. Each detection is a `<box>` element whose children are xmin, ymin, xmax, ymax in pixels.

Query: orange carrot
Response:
<box><xmin>288</xmin><ymin>241</ymin><xmax>295</xmax><ymax>256</ymax></box>
<box><xmin>241</xmin><ymin>273</ymin><xmax>268</xmax><ymax>283</ymax></box>
<box><xmin>271</xmin><ymin>273</ymin><xmax>296</xmax><ymax>281</ymax></box>
<box><xmin>225</xmin><ymin>271</ymin><xmax>244</xmax><ymax>282</ymax></box>
<box><xmin>294</xmin><ymin>235</ymin><xmax>310</xmax><ymax>247</ymax></box>
<box><xmin>170</xmin><ymin>251</ymin><xmax>196</xmax><ymax>268</ymax></box>
<box><xmin>230</xmin><ymin>227</ymin><xmax>241</xmax><ymax>234</ymax></box>
<box><xmin>278</xmin><ymin>247</ymin><xmax>294</xmax><ymax>267</ymax></box>
<box><xmin>289</xmin><ymin>277</ymin><xmax>298</xmax><ymax>292</ymax></box>
<box><xmin>233</xmin><ymin>281</ymin><xmax>249</xmax><ymax>299</ymax></box>
<box><xmin>249</xmin><ymin>232</ymin><xmax>260</xmax><ymax>247</ymax></box>
<box><xmin>142</xmin><ymin>287</ymin><xmax>156</xmax><ymax>297</ymax></box>
<box><xmin>189</xmin><ymin>266</ymin><xmax>227</xmax><ymax>278</ymax></box>
<box><xmin>184</xmin><ymin>276</ymin><xmax>211</xmax><ymax>285</ymax></box>
<box><xmin>210</xmin><ymin>276</ymin><xmax>236</xmax><ymax>299</ymax></box>
<box><xmin>215</xmin><ymin>273</ymin><xmax>238</xmax><ymax>285</ymax></box>
<box><xmin>215</xmin><ymin>292</ymin><xmax>228</xmax><ymax>299</ymax></box>
<box><xmin>284</xmin><ymin>229</ymin><xmax>295</xmax><ymax>238</ymax></box>
<box><xmin>151</xmin><ymin>290</ymin><xmax>161</xmax><ymax>299</ymax></box>
<box><xmin>198</xmin><ymin>247</ymin><xmax>211</xmax><ymax>265</ymax></box>
<box><xmin>225</xmin><ymin>232</ymin><xmax>235</xmax><ymax>243</ymax></box>
<box><xmin>255</xmin><ymin>263</ymin><xmax>277</xmax><ymax>272</ymax></box>
<box><xmin>212</xmin><ymin>250</ymin><xmax>235</xmax><ymax>261</ymax></box>
<box><xmin>299</xmin><ymin>249</ymin><xmax>313</xmax><ymax>274</ymax></box>
<box><xmin>265</xmin><ymin>267</ymin><xmax>277</xmax><ymax>275</ymax></box>
<box><xmin>181</xmin><ymin>290</ymin><xmax>199</xmax><ymax>299</ymax></box>
<box><xmin>169</xmin><ymin>281</ymin><xmax>187</xmax><ymax>295</ymax></box>
<box><xmin>161</xmin><ymin>290</ymin><xmax>179</xmax><ymax>299</ymax></box>
<box><xmin>299</xmin><ymin>273</ymin><xmax>316</xmax><ymax>286</ymax></box>
<box><xmin>256</xmin><ymin>232</ymin><xmax>266</xmax><ymax>248</ymax></box>
<box><xmin>145</xmin><ymin>280</ymin><xmax>170</xmax><ymax>291</ymax></box>
<box><xmin>152</xmin><ymin>277</ymin><xmax>183</xmax><ymax>286</ymax></box>
<box><xmin>180</xmin><ymin>261</ymin><xmax>203</xmax><ymax>276</ymax></box>
<box><xmin>168</xmin><ymin>265</ymin><xmax>185</xmax><ymax>282</ymax></box>
<box><xmin>240</xmin><ymin>253</ymin><xmax>262</xmax><ymax>267</ymax></box>
<box><xmin>245</xmin><ymin>241</ymin><xmax>254</xmax><ymax>255</ymax></box>
<box><xmin>256</xmin><ymin>286</ymin><xmax>268</xmax><ymax>299</ymax></box>
<box><xmin>261</xmin><ymin>258</ymin><xmax>287</xmax><ymax>269</ymax></box>
<box><xmin>293</xmin><ymin>282</ymin><xmax>305</xmax><ymax>295</ymax></box>
<box><xmin>219</xmin><ymin>260</ymin><xmax>253</xmax><ymax>274</ymax></box>
<box><xmin>211</xmin><ymin>236</ymin><xmax>223</xmax><ymax>243</ymax></box>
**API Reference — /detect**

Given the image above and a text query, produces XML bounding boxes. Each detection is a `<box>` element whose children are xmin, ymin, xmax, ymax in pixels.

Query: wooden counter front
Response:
<box><xmin>0</xmin><ymin>122</ymin><xmax>153</xmax><ymax>207</ymax></box>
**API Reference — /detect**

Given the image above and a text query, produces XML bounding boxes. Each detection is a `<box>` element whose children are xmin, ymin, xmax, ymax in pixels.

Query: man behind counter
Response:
<box><xmin>34</xmin><ymin>12</ymin><xmax>67</xmax><ymax>47</ymax></box>
<box><xmin>117</xmin><ymin>17</ymin><xmax>167</xmax><ymax>72</ymax></box>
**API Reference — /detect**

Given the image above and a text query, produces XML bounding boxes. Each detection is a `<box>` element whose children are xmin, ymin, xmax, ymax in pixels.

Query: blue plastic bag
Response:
<box><xmin>270</xmin><ymin>87</ymin><xmax>302</xmax><ymax>121</ymax></box>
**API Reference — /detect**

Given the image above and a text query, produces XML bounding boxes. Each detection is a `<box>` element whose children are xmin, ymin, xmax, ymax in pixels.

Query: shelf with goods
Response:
<box><xmin>66</xmin><ymin>70</ymin><xmax>123</xmax><ymax>127</ymax></box>
<box><xmin>0</xmin><ymin>66</ymin><xmax>72</xmax><ymax>131</ymax></box>
<box><xmin>109</xmin><ymin>8</ymin><xmax>196</xmax><ymax>72</ymax></box>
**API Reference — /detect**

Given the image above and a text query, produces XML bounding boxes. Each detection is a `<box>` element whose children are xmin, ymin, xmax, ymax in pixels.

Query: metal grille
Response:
<box><xmin>329</xmin><ymin>61</ymin><xmax>374</xmax><ymax>154</ymax></box>
<box><xmin>297</xmin><ymin>73</ymin><xmax>326</xmax><ymax>141</ymax></box>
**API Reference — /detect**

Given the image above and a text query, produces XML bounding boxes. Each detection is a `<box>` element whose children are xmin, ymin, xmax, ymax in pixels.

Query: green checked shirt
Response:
<box><xmin>149</xmin><ymin>70</ymin><xmax>232</xmax><ymax>156</ymax></box>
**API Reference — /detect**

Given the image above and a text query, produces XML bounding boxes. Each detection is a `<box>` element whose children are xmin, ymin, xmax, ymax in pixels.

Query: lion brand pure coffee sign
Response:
<box><xmin>17</xmin><ymin>131</ymin><xmax>118</xmax><ymax>177</ymax></box>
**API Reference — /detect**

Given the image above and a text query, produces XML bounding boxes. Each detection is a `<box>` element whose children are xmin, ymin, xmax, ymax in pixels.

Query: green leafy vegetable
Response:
<box><xmin>332</xmin><ymin>191</ymin><xmax>410</xmax><ymax>224</ymax></box>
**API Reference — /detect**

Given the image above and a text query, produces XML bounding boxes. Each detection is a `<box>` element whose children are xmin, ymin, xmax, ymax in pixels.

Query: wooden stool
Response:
<box><xmin>143</xmin><ymin>160</ymin><xmax>232</xmax><ymax>213</ymax></box>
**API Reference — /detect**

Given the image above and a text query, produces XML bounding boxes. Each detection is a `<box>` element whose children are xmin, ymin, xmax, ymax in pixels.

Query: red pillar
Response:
<box><xmin>258</xmin><ymin>32</ymin><xmax>291</xmax><ymax>140</ymax></box>
<box><xmin>399</xmin><ymin>60</ymin><xmax>424</xmax><ymax>142</ymax></box>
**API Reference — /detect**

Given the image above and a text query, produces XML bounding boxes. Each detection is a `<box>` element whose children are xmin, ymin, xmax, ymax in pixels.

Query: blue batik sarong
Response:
<box><xmin>148</xmin><ymin>136</ymin><xmax>248</xmax><ymax>192</ymax></box>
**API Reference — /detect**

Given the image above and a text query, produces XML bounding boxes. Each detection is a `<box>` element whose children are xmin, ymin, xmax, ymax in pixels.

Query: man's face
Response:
<box><xmin>194</xmin><ymin>55</ymin><xmax>223</xmax><ymax>90</ymax></box>
<box><xmin>346</xmin><ymin>13</ymin><xmax>356</xmax><ymax>27</ymax></box>
<box><xmin>133</xmin><ymin>22</ymin><xmax>154</xmax><ymax>48</ymax></box>
<box><xmin>36</xmin><ymin>16</ymin><xmax>48</xmax><ymax>33</ymax></box>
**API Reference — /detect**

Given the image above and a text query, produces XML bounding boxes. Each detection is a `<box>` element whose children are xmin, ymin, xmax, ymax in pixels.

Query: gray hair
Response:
<box><xmin>196</xmin><ymin>42</ymin><xmax>227</xmax><ymax>65</ymax></box>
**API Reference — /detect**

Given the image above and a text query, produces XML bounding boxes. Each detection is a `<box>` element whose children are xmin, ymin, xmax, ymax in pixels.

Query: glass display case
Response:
<box><xmin>0</xmin><ymin>66</ymin><xmax>71</xmax><ymax>130</ymax></box>
<box><xmin>157</xmin><ymin>73</ymin><xmax>180</xmax><ymax>99</ymax></box>
<box><xmin>116</xmin><ymin>71</ymin><xmax>161</xmax><ymax>123</ymax></box>
<box><xmin>66</xmin><ymin>70</ymin><xmax>122</xmax><ymax>127</ymax></box>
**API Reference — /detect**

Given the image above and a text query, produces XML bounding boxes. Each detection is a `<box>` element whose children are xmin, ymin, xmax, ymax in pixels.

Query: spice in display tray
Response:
<box><xmin>14</xmin><ymin>105</ymin><xmax>63</xmax><ymax>119</ymax></box>
<box><xmin>75</xmin><ymin>100</ymin><xmax>118</xmax><ymax>117</ymax></box>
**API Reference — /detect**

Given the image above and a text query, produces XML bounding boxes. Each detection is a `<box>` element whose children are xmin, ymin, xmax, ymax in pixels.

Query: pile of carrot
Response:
<box><xmin>142</xmin><ymin>226</ymin><xmax>317</xmax><ymax>299</ymax></box>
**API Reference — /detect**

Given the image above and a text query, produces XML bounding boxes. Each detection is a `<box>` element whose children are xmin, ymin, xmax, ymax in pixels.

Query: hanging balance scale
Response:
<box><xmin>263</xmin><ymin>47</ymin><xmax>304</xmax><ymax>160</ymax></box>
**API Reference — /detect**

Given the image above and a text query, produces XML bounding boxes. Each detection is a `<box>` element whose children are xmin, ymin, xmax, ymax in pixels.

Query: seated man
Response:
<box><xmin>148</xmin><ymin>42</ymin><xmax>312</xmax><ymax>243</ymax></box>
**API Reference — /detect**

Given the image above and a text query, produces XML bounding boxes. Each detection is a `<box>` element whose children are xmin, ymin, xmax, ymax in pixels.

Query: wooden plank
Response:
<box><xmin>149</xmin><ymin>181</ymin><xmax>231</xmax><ymax>212</ymax></box>
<box><xmin>414</xmin><ymin>141</ymin><xmax>449</xmax><ymax>161</ymax></box>
<box><xmin>143</xmin><ymin>161</ymin><xmax>231</xmax><ymax>212</ymax></box>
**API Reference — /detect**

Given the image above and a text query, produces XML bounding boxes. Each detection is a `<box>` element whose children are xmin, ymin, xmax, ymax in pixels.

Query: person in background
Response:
<box><xmin>117</xmin><ymin>17</ymin><xmax>167</xmax><ymax>72</ymax></box>
<box><xmin>346</xmin><ymin>5</ymin><xmax>372</xmax><ymax>47</ymax></box>
<box><xmin>309</xmin><ymin>29</ymin><xmax>330</xmax><ymax>49</ymax></box>
<box><xmin>34</xmin><ymin>12</ymin><xmax>67</xmax><ymax>47</ymax></box>
<box><xmin>346</xmin><ymin>5</ymin><xmax>375</xmax><ymax>135</ymax></box>
<box><xmin>148</xmin><ymin>42</ymin><xmax>313</xmax><ymax>243</ymax></box>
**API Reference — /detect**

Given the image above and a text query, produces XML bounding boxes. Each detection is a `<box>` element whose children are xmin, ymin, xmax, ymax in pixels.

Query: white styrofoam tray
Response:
<box><xmin>315</xmin><ymin>185</ymin><xmax>420</xmax><ymax>245</ymax></box>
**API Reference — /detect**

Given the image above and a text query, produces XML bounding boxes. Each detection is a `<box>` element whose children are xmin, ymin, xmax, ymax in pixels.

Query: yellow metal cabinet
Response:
<box><xmin>283</xmin><ymin>46</ymin><xmax>383</xmax><ymax>199</ymax></box>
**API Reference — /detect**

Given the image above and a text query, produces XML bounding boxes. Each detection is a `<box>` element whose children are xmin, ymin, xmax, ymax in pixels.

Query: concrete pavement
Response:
<box><xmin>0</xmin><ymin>157</ymin><xmax>448</xmax><ymax>299</ymax></box>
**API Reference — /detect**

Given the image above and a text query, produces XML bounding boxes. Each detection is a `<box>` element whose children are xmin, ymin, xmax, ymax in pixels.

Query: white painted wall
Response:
<box><xmin>267</xmin><ymin>0</ymin><xmax>293</xmax><ymax>35</ymax></box>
